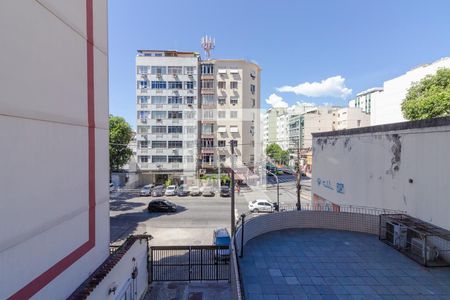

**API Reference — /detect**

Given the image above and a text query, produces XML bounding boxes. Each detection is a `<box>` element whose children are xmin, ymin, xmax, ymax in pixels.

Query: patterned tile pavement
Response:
<box><xmin>239</xmin><ymin>229</ymin><xmax>450</xmax><ymax>299</ymax></box>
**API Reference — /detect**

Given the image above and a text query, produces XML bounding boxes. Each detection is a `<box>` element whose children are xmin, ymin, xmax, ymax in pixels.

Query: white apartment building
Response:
<box><xmin>200</xmin><ymin>59</ymin><xmax>261</xmax><ymax>172</ymax></box>
<box><xmin>135</xmin><ymin>50</ymin><xmax>200</xmax><ymax>184</ymax></box>
<box><xmin>371</xmin><ymin>57</ymin><xmax>450</xmax><ymax>125</ymax></box>
<box><xmin>334</xmin><ymin>107</ymin><xmax>370</xmax><ymax>130</ymax></box>
<box><xmin>349</xmin><ymin>87</ymin><xmax>383</xmax><ymax>114</ymax></box>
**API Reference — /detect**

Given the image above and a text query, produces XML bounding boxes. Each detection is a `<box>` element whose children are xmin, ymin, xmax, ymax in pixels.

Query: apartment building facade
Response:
<box><xmin>199</xmin><ymin>59</ymin><xmax>261</xmax><ymax>173</ymax></box>
<box><xmin>135</xmin><ymin>50</ymin><xmax>200</xmax><ymax>184</ymax></box>
<box><xmin>349</xmin><ymin>87</ymin><xmax>383</xmax><ymax>114</ymax></box>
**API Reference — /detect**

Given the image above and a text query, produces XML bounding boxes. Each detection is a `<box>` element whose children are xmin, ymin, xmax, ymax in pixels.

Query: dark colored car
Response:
<box><xmin>147</xmin><ymin>199</ymin><xmax>177</xmax><ymax>212</ymax></box>
<box><xmin>220</xmin><ymin>186</ymin><xmax>230</xmax><ymax>197</ymax></box>
<box><xmin>213</xmin><ymin>228</ymin><xmax>231</xmax><ymax>260</ymax></box>
<box><xmin>177</xmin><ymin>185</ymin><xmax>190</xmax><ymax>197</ymax></box>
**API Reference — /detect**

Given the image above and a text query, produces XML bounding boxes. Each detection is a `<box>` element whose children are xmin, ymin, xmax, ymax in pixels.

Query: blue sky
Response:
<box><xmin>109</xmin><ymin>0</ymin><xmax>450</xmax><ymax>128</ymax></box>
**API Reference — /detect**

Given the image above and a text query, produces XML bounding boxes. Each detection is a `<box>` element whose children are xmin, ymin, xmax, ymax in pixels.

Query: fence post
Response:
<box><xmin>188</xmin><ymin>246</ymin><xmax>191</xmax><ymax>282</ymax></box>
<box><xmin>240</xmin><ymin>214</ymin><xmax>246</xmax><ymax>258</ymax></box>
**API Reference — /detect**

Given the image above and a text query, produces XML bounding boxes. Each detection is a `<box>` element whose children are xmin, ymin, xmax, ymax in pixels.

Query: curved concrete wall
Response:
<box><xmin>235</xmin><ymin>211</ymin><xmax>379</xmax><ymax>253</ymax></box>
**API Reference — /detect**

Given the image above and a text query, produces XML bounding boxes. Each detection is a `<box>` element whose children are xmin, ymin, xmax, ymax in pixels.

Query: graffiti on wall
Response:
<box><xmin>317</xmin><ymin>177</ymin><xmax>345</xmax><ymax>194</ymax></box>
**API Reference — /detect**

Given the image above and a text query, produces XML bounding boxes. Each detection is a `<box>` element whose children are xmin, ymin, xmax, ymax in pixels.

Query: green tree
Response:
<box><xmin>109</xmin><ymin>115</ymin><xmax>133</xmax><ymax>172</ymax></box>
<box><xmin>266</xmin><ymin>143</ymin><xmax>283</xmax><ymax>160</ymax></box>
<box><xmin>401</xmin><ymin>68</ymin><xmax>450</xmax><ymax>120</ymax></box>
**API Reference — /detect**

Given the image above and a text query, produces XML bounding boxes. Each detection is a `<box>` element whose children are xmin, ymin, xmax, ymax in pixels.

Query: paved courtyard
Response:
<box><xmin>239</xmin><ymin>229</ymin><xmax>450</xmax><ymax>299</ymax></box>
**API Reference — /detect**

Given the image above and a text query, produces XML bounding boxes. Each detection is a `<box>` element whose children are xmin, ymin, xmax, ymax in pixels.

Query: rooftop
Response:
<box><xmin>240</xmin><ymin>228</ymin><xmax>450</xmax><ymax>299</ymax></box>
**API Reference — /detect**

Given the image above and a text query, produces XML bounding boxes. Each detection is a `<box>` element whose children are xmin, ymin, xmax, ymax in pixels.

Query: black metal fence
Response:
<box><xmin>150</xmin><ymin>245</ymin><xmax>230</xmax><ymax>282</ymax></box>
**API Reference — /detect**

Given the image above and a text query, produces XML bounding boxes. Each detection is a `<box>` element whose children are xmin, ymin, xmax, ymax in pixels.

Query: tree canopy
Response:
<box><xmin>109</xmin><ymin>115</ymin><xmax>133</xmax><ymax>171</ymax></box>
<box><xmin>265</xmin><ymin>143</ymin><xmax>290</xmax><ymax>165</ymax></box>
<box><xmin>401</xmin><ymin>68</ymin><xmax>450</xmax><ymax>120</ymax></box>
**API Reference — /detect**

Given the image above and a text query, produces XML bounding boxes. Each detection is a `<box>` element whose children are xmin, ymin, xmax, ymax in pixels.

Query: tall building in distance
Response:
<box><xmin>349</xmin><ymin>87</ymin><xmax>383</xmax><ymax>114</ymax></box>
<box><xmin>135</xmin><ymin>50</ymin><xmax>261</xmax><ymax>184</ymax></box>
<box><xmin>135</xmin><ymin>50</ymin><xmax>200</xmax><ymax>184</ymax></box>
<box><xmin>199</xmin><ymin>59</ymin><xmax>261</xmax><ymax>173</ymax></box>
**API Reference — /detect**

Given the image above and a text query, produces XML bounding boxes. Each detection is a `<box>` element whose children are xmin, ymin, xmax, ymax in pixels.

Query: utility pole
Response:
<box><xmin>230</xmin><ymin>140</ymin><xmax>236</xmax><ymax>235</ymax></box>
<box><xmin>296</xmin><ymin>137</ymin><xmax>302</xmax><ymax>211</ymax></box>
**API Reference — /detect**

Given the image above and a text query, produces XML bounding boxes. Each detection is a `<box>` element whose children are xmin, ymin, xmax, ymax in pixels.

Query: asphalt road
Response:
<box><xmin>110</xmin><ymin>179</ymin><xmax>312</xmax><ymax>246</ymax></box>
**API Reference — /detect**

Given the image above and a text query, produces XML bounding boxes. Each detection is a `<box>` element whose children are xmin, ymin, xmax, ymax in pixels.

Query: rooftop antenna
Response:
<box><xmin>201</xmin><ymin>35</ymin><xmax>215</xmax><ymax>59</ymax></box>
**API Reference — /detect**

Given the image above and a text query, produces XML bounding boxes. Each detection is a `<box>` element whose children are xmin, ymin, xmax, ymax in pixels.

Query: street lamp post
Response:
<box><xmin>266</xmin><ymin>169</ymin><xmax>279</xmax><ymax>211</ymax></box>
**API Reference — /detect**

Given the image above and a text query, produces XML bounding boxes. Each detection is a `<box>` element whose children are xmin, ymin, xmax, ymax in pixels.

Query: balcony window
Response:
<box><xmin>151</xmin><ymin>66</ymin><xmax>166</xmax><ymax>75</ymax></box>
<box><xmin>152</xmin><ymin>141</ymin><xmax>167</xmax><ymax>148</ymax></box>
<box><xmin>168</xmin><ymin>111</ymin><xmax>183</xmax><ymax>119</ymax></box>
<box><xmin>140</xmin><ymin>156</ymin><xmax>149</xmax><ymax>163</ymax></box>
<box><xmin>185</xmin><ymin>141</ymin><xmax>195</xmax><ymax>148</ymax></box>
<box><xmin>138</xmin><ymin>111</ymin><xmax>149</xmax><ymax>119</ymax></box>
<box><xmin>168</xmin><ymin>81</ymin><xmax>182</xmax><ymax>89</ymax></box>
<box><xmin>201</xmin><ymin>80</ymin><xmax>214</xmax><ymax>89</ymax></box>
<box><xmin>151</xmin><ymin>111</ymin><xmax>166</xmax><ymax>119</ymax></box>
<box><xmin>168</xmin><ymin>141</ymin><xmax>183</xmax><ymax>148</ymax></box>
<box><xmin>218</xmin><ymin>140</ymin><xmax>226</xmax><ymax>147</ymax></box>
<box><xmin>185</xmin><ymin>156</ymin><xmax>194</xmax><ymax>163</ymax></box>
<box><xmin>184</xmin><ymin>111</ymin><xmax>196</xmax><ymax>119</ymax></box>
<box><xmin>139</xmin><ymin>141</ymin><xmax>148</xmax><ymax>148</ymax></box>
<box><xmin>137</xmin><ymin>126</ymin><xmax>149</xmax><ymax>134</ymax></box>
<box><xmin>151</xmin><ymin>81</ymin><xmax>167</xmax><ymax>89</ymax></box>
<box><xmin>230</xmin><ymin>81</ymin><xmax>238</xmax><ymax>89</ymax></box>
<box><xmin>202</xmin><ymin>138</ymin><xmax>214</xmax><ymax>147</ymax></box>
<box><xmin>185</xmin><ymin>126</ymin><xmax>197</xmax><ymax>134</ymax></box>
<box><xmin>218</xmin><ymin>81</ymin><xmax>226</xmax><ymax>89</ymax></box>
<box><xmin>168</xmin><ymin>66</ymin><xmax>183</xmax><ymax>75</ymax></box>
<box><xmin>202</xmin><ymin>124</ymin><xmax>214</xmax><ymax>134</ymax></box>
<box><xmin>152</xmin><ymin>155</ymin><xmax>167</xmax><ymax>163</ymax></box>
<box><xmin>137</xmin><ymin>66</ymin><xmax>149</xmax><ymax>74</ymax></box>
<box><xmin>185</xmin><ymin>81</ymin><xmax>195</xmax><ymax>89</ymax></box>
<box><xmin>185</xmin><ymin>96</ymin><xmax>195</xmax><ymax>105</ymax></box>
<box><xmin>201</xmin><ymin>64</ymin><xmax>214</xmax><ymax>75</ymax></box>
<box><xmin>201</xmin><ymin>95</ymin><xmax>215</xmax><ymax>105</ymax></box>
<box><xmin>202</xmin><ymin>110</ymin><xmax>214</xmax><ymax>120</ymax></box>
<box><xmin>151</xmin><ymin>96</ymin><xmax>166</xmax><ymax>104</ymax></box>
<box><xmin>151</xmin><ymin>126</ymin><xmax>167</xmax><ymax>134</ymax></box>
<box><xmin>168</xmin><ymin>126</ymin><xmax>183</xmax><ymax>133</ymax></box>
<box><xmin>202</xmin><ymin>155</ymin><xmax>214</xmax><ymax>163</ymax></box>
<box><xmin>138</xmin><ymin>96</ymin><xmax>149</xmax><ymax>104</ymax></box>
<box><xmin>168</xmin><ymin>155</ymin><xmax>183</xmax><ymax>163</ymax></box>
<box><xmin>184</xmin><ymin>66</ymin><xmax>196</xmax><ymax>75</ymax></box>
<box><xmin>137</xmin><ymin>81</ymin><xmax>148</xmax><ymax>89</ymax></box>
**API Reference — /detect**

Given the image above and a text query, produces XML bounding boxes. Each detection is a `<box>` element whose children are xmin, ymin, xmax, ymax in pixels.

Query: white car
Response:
<box><xmin>248</xmin><ymin>199</ymin><xmax>275</xmax><ymax>213</ymax></box>
<box><xmin>164</xmin><ymin>185</ymin><xmax>177</xmax><ymax>196</ymax></box>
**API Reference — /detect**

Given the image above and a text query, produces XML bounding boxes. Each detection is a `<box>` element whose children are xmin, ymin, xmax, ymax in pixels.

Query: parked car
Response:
<box><xmin>177</xmin><ymin>184</ymin><xmax>190</xmax><ymax>196</ymax></box>
<box><xmin>220</xmin><ymin>186</ymin><xmax>230</xmax><ymax>197</ymax></box>
<box><xmin>248</xmin><ymin>199</ymin><xmax>275</xmax><ymax>213</ymax></box>
<box><xmin>148</xmin><ymin>199</ymin><xmax>177</xmax><ymax>212</ymax></box>
<box><xmin>165</xmin><ymin>185</ymin><xmax>177</xmax><ymax>196</ymax></box>
<box><xmin>279</xmin><ymin>167</ymin><xmax>295</xmax><ymax>175</ymax></box>
<box><xmin>151</xmin><ymin>185</ymin><xmax>165</xmax><ymax>197</ymax></box>
<box><xmin>109</xmin><ymin>183</ymin><xmax>116</xmax><ymax>193</ymax></box>
<box><xmin>202</xmin><ymin>186</ymin><xmax>215</xmax><ymax>197</ymax></box>
<box><xmin>213</xmin><ymin>228</ymin><xmax>231</xmax><ymax>261</ymax></box>
<box><xmin>140</xmin><ymin>184</ymin><xmax>154</xmax><ymax>196</ymax></box>
<box><xmin>190</xmin><ymin>186</ymin><xmax>201</xmax><ymax>196</ymax></box>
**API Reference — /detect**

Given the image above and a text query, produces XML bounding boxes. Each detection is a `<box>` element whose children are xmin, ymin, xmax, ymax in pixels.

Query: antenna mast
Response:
<box><xmin>201</xmin><ymin>35</ymin><xmax>215</xmax><ymax>59</ymax></box>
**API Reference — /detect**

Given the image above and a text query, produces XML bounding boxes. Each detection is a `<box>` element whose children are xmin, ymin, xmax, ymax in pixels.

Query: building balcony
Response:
<box><xmin>201</xmin><ymin>163</ymin><xmax>215</xmax><ymax>169</ymax></box>
<box><xmin>200</xmin><ymin>103</ymin><xmax>216</xmax><ymax>109</ymax></box>
<box><xmin>201</xmin><ymin>147</ymin><xmax>215</xmax><ymax>154</ymax></box>
<box><xmin>200</xmin><ymin>88</ymin><xmax>215</xmax><ymax>95</ymax></box>
<box><xmin>201</xmin><ymin>133</ymin><xmax>215</xmax><ymax>139</ymax></box>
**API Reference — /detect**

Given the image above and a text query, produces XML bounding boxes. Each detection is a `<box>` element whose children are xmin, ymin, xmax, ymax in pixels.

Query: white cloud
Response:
<box><xmin>295</xmin><ymin>101</ymin><xmax>316</xmax><ymax>107</ymax></box>
<box><xmin>277</xmin><ymin>75</ymin><xmax>352</xmax><ymax>98</ymax></box>
<box><xmin>265</xmin><ymin>93</ymin><xmax>288</xmax><ymax>108</ymax></box>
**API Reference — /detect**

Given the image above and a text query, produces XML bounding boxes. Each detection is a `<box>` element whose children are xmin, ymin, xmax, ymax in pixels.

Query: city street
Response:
<box><xmin>110</xmin><ymin>178</ymin><xmax>311</xmax><ymax>246</ymax></box>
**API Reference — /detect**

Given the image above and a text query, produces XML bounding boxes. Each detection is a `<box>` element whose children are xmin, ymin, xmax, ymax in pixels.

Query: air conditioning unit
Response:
<box><xmin>386</xmin><ymin>222</ymin><xmax>407</xmax><ymax>249</ymax></box>
<box><xmin>411</xmin><ymin>238</ymin><xmax>439</xmax><ymax>262</ymax></box>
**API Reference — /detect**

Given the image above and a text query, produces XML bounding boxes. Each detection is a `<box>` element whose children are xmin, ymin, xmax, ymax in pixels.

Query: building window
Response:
<box><xmin>218</xmin><ymin>111</ymin><xmax>226</xmax><ymax>119</ymax></box>
<box><xmin>219</xmin><ymin>155</ymin><xmax>226</xmax><ymax>162</ymax></box>
<box><xmin>201</xmin><ymin>95</ymin><xmax>215</xmax><ymax>105</ymax></box>
<box><xmin>252</xmin><ymin>98</ymin><xmax>255</xmax><ymax>107</ymax></box>
<box><xmin>185</xmin><ymin>156</ymin><xmax>194</xmax><ymax>163</ymax></box>
<box><xmin>218</xmin><ymin>140</ymin><xmax>226</xmax><ymax>147</ymax></box>
<box><xmin>151</xmin><ymin>96</ymin><xmax>166</xmax><ymax>104</ymax></box>
<box><xmin>218</xmin><ymin>81</ymin><xmax>226</xmax><ymax>89</ymax></box>
<box><xmin>185</xmin><ymin>81</ymin><xmax>195</xmax><ymax>89</ymax></box>
<box><xmin>185</xmin><ymin>141</ymin><xmax>195</xmax><ymax>148</ymax></box>
<box><xmin>184</xmin><ymin>111</ymin><xmax>196</xmax><ymax>119</ymax></box>
<box><xmin>168</xmin><ymin>126</ymin><xmax>183</xmax><ymax>133</ymax></box>
<box><xmin>201</xmin><ymin>80</ymin><xmax>214</xmax><ymax>89</ymax></box>
<box><xmin>151</xmin><ymin>81</ymin><xmax>166</xmax><ymax>89</ymax></box>
<box><xmin>168</xmin><ymin>96</ymin><xmax>183</xmax><ymax>104</ymax></box>
<box><xmin>230</xmin><ymin>81</ymin><xmax>238</xmax><ymax>89</ymax></box>
<box><xmin>168</xmin><ymin>141</ymin><xmax>183</xmax><ymax>148</ymax></box>
<box><xmin>230</xmin><ymin>97</ymin><xmax>238</xmax><ymax>105</ymax></box>
<box><xmin>151</xmin><ymin>126</ymin><xmax>167</xmax><ymax>133</ymax></box>
<box><xmin>185</xmin><ymin>66</ymin><xmax>196</xmax><ymax>75</ymax></box>
<box><xmin>230</xmin><ymin>111</ymin><xmax>238</xmax><ymax>118</ymax></box>
<box><xmin>138</xmin><ymin>126</ymin><xmax>149</xmax><ymax>134</ymax></box>
<box><xmin>168</xmin><ymin>81</ymin><xmax>182</xmax><ymax>89</ymax></box>
<box><xmin>202</xmin><ymin>154</ymin><xmax>214</xmax><ymax>163</ymax></box>
<box><xmin>168</xmin><ymin>155</ymin><xmax>183</xmax><ymax>163</ymax></box>
<box><xmin>152</xmin><ymin>155</ymin><xmax>167</xmax><ymax>163</ymax></box>
<box><xmin>201</xmin><ymin>138</ymin><xmax>214</xmax><ymax>147</ymax></box>
<box><xmin>152</xmin><ymin>141</ymin><xmax>167</xmax><ymax>148</ymax></box>
<box><xmin>202</xmin><ymin>124</ymin><xmax>214</xmax><ymax>134</ymax></box>
<box><xmin>138</xmin><ymin>96</ymin><xmax>149</xmax><ymax>104</ymax></box>
<box><xmin>151</xmin><ymin>111</ymin><xmax>166</xmax><ymax>119</ymax></box>
<box><xmin>185</xmin><ymin>126</ymin><xmax>197</xmax><ymax>134</ymax></box>
<box><xmin>140</xmin><ymin>156</ymin><xmax>149</xmax><ymax>163</ymax></box>
<box><xmin>138</xmin><ymin>81</ymin><xmax>148</xmax><ymax>89</ymax></box>
<box><xmin>151</xmin><ymin>66</ymin><xmax>166</xmax><ymax>75</ymax></box>
<box><xmin>168</xmin><ymin>66</ymin><xmax>183</xmax><ymax>75</ymax></box>
<box><xmin>137</xmin><ymin>66</ymin><xmax>149</xmax><ymax>74</ymax></box>
<box><xmin>201</xmin><ymin>64</ymin><xmax>214</xmax><ymax>74</ymax></box>
<box><xmin>139</xmin><ymin>141</ymin><xmax>148</xmax><ymax>148</ymax></box>
<box><xmin>185</xmin><ymin>96</ymin><xmax>195</xmax><ymax>105</ymax></box>
<box><xmin>168</xmin><ymin>111</ymin><xmax>183</xmax><ymax>119</ymax></box>
<box><xmin>138</xmin><ymin>111</ymin><xmax>149</xmax><ymax>119</ymax></box>
<box><xmin>203</xmin><ymin>110</ymin><xmax>214</xmax><ymax>120</ymax></box>
<box><xmin>357</xmin><ymin>120</ymin><xmax>361</xmax><ymax>127</ymax></box>
<box><xmin>218</xmin><ymin>97</ymin><xmax>226</xmax><ymax>105</ymax></box>
<box><xmin>250</xmin><ymin>84</ymin><xmax>256</xmax><ymax>94</ymax></box>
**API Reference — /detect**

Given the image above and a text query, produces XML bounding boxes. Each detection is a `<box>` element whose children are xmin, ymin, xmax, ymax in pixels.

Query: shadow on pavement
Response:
<box><xmin>110</xmin><ymin>199</ymin><xmax>146</xmax><ymax>211</ymax></box>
